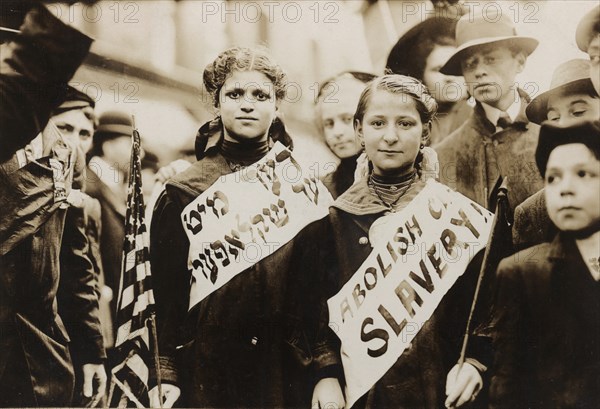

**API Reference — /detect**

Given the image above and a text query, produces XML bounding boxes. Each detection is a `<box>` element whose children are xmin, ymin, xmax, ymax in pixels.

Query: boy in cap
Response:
<box><xmin>435</xmin><ymin>13</ymin><xmax>543</xmax><ymax>215</ymax></box>
<box><xmin>576</xmin><ymin>5</ymin><xmax>600</xmax><ymax>95</ymax></box>
<box><xmin>489</xmin><ymin>121</ymin><xmax>600</xmax><ymax>408</ymax></box>
<box><xmin>87</xmin><ymin>111</ymin><xmax>133</xmax><ymax>320</ymax></box>
<box><xmin>513</xmin><ymin>59</ymin><xmax>599</xmax><ymax>250</ymax></box>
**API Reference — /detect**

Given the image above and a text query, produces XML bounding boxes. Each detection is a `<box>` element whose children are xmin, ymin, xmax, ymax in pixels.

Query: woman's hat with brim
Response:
<box><xmin>536</xmin><ymin>120</ymin><xmax>600</xmax><ymax>177</ymax></box>
<box><xmin>576</xmin><ymin>5</ymin><xmax>600</xmax><ymax>52</ymax></box>
<box><xmin>440</xmin><ymin>13</ymin><xmax>538</xmax><ymax>76</ymax></box>
<box><xmin>94</xmin><ymin>110</ymin><xmax>133</xmax><ymax>144</ymax></box>
<box><xmin>526</xmin><ymin>59</ymin><xmax>595</xmax><ymax>124</ymax></box>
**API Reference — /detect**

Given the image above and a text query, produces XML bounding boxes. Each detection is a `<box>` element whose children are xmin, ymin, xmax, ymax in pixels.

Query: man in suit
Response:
<box><xmin>435</xmin><ymin>13</ymin><xmax>544</xmax><ymax>215</ymax></box>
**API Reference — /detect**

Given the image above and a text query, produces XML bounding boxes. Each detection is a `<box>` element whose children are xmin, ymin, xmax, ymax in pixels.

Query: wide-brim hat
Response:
<box><xmin>94</xmin><ymin>110</ymin><xmax>133</xmax><ymax>143</ymax></box>
<box><xmin>441</xmin><ymin>13</ymin><xmax>538</xmax><ymax>76</ymax></box>
<box><xmin>535</xmin><ymin>120</ymin><xmax>600</xmax><ymax>176</ymax></box>
<box><xmin>576</xmin><ymin>5</ymin><xmax>600</xmax><ymax>52</ymax></box>
<box><xmin>526</xmin><ymin>59</ymin><xmax>595</xmax><ymax>124</ymax></box>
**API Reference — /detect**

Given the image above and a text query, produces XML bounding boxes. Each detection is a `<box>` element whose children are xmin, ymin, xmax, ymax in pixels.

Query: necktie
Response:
<box><xmin>497</xmin><ymin>112</ymin><xmax>512</xmax><ymax>129</ymax></box>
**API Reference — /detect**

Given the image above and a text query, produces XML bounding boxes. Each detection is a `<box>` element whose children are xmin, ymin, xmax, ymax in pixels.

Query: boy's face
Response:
<box><xmin>461</xmin><ymin>45</ymin><xmax>525</xmax><ymax>109</ymax></box>
<box><xmin>587</xmin><ymin>35</ymin><xmax>600</xmax><ymax>95</ymax></box>
<box><xmin>545</xmin><ymin>143</ymin><xmax>600</xmax><ymax>233</ymax></box>
<box><xmin>546</xmin><ymin>92</ymin><xmax>600</xmax><ymax>126</ymax></box>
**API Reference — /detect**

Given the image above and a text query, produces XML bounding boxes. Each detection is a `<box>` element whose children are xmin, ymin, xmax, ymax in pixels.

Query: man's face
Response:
<box><xmin>461</xmin><ymin>45</ymin><xmax>525</xmax><ymax>109</ymax></box>
<box><xmin>545</xmin><ymin>143</ymin><xmax>600</xmax><ymax>233</ymax></box>
<box><xmin>587</xmin><ymin>35</ymin><xmax>600</xmax><ymax>95</ymax></box>
<box><xmin>52</xmin><ymin>108</ymin><xmax>94</xmax><ymax>154</ymax></box>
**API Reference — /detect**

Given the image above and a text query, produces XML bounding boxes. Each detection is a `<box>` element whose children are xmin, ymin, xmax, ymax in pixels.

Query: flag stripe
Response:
<box><xmin>110</xmin><ymin>127</ymin><xmax>158</xmax><ymax>408</ymax></box>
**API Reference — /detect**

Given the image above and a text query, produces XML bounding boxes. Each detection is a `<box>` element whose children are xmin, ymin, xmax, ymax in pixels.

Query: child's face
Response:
<box><xmin>461</xmin><ymin>45</ymin><xmax>525</xmax><ymax>109</ymax></box>
<box><xmin>357</xmin><ymin>90</ymin><xmax>425</xmax><ymax>177</ymax></box>
<box><xmin>587</xmin><ymin>35</ymin><xmax>600</xmax><ymax>95</ymax></box>
<box><xmin>545</xmin><ymin>143</ymin><xmax>600</xmax><ymax>233</ymax></box>
<box><xmin>547</xmin><ymin>92</ymin><xmax>600</xmax><ymax>126</ymax></box>
<box><xmin>218</xmin><ymin>70</ymin><xmax>277</xmax><ymax>143</ymax></box>
<box><xmin>318</xmin><ymin>77</ymin><xmax>364</xmax><ymax>159</ymax></box>
<box><xmin>423</xmin><ymin>45</ymin><xmax>467</xmax><ymax>103</ymax></box>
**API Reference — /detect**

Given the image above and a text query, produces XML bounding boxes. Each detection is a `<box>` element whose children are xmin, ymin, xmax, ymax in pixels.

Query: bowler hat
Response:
<box><xmin>576</xmin><ymin>5</ymin><xmax>600</xmax><ymax>52</ymax></box>
<box><xmin>526</xmin><ymin>59</ymin><xmax>595</xmax><ymax>124</ymax></box>
<box><xmin>94</xmin><ymin>110</ymin><xmax>133</xmax><ymax>144</ymax></box>
<box><xmin>440</xmin><ymin>13</ymin><xmax>538</xmax><ymax>75</ymax></box>
<box><xmin>535</xmin><ymin>120</ymin><xmax>600</xmax><ymax>177</ymax></box>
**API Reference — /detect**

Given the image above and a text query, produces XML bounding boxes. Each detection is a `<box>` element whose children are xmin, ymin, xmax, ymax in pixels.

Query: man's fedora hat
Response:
<box><xmin>576</xmin><ymin>5</ymin><xmax>600</xmax><ymax>52</ymax></box>
<box><xmin>526</xmin><ymin>59</ymin><xmax>595</xmax><ymax>124</ymax></box>
<box><xmin>440</xmin><ymin>13</ymin><xmax>538</xmax><ymax>76</ymax></box>
<box><xmin>94</xmin><ymin>110</ymin><xmax>133</xmax><ymax>144</ymax></box>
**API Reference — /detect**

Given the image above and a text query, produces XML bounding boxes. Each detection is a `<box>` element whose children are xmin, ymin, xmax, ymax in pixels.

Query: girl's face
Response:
<box><xmin>423</xmin><ymin>45</ymin><xmax>467</xmax><ymax>103</ymax></box>
<box><xmin>545</xmin><ymin>143</ymin><xmax>600</xmax><ymax>233</ymax></box>
<box><xmin>218</xmin><ymin>70</ymin><xmax>278</xmax><ymax>143</ymax></box>
<box><xmin>318</xmin><ymin>77</ymin><xmax>365</xmax><ymax>159</ymax></box>
<box><xmin>546</xmin><ymin>92</ymin><xmax>600</xmax><ymax>126</ymax></box>
<box><xmin>357</xmin><ymin>90</ymin><xmax>427</xmax><ymax>177</ymax></box>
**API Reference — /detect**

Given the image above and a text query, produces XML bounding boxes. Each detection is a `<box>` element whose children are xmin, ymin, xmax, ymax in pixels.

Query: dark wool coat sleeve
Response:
<box><xmin>512</xmin><ymin>189</ymin><xmax>557</xmax><ymax>252</ymax></box>
<box><xmin>0</xmin><ymin>3</ymin><xmax>92</xmax><ymax>161</ymax></box>
<box><xmin>58</xmin><ymin>203</ymin><xmax>106</xmax><ymax>365</ymax></box>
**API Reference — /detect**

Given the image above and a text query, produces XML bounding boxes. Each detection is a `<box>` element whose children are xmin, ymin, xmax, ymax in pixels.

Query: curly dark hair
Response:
<box><xmin>203</xmin><ymin>46</ymin><xmax>288</xmax><ymax>107</ymax></box>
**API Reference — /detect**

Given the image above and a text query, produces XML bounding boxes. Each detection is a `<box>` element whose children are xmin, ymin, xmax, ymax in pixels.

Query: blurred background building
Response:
<box><xmin>59</xmin><ymin>0</ymin><xmax>596</xmax><ymax>168</ymax></box>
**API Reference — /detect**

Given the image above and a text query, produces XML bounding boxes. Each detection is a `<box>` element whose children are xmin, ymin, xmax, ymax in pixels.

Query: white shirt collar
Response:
<box><xmin>481</xmin><ymin>91</ymin><xmax>522</xmax><ymax>127</ymax></box>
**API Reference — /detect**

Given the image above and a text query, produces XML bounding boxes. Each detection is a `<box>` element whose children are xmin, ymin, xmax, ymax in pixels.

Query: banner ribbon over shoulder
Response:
<box><xmin>181</xmin><ymin>142</ymin><xmax>333</xmax><ymax>310</ymax></box>
<box><xmin>327</xmin><ymin>179</ymin><xmax>494</xmax><ymax>407</ymax></box>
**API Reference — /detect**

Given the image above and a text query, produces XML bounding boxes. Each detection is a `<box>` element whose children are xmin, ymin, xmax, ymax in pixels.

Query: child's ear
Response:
<box><xmin>421</xmin><ymin>121</ymin><xmax>432</xmax><ymax>145</ymax></box>
<box><xmin>355</xmin><ymin>119</ymin><xmax>364</xmax><ymax>140</ymax></box>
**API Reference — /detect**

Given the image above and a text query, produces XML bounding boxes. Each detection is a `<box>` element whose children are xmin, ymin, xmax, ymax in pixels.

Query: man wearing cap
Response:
<box><xmin>0</xmin><ymin>87</ymin><xmax>105</xmax><ymax>405</ymax></box>
<box><xmin>513</xmin><ymin>59</ymin><xmax>599</xmax><ymax>251</ymax></box>
<box><xmin>0</xmin><ymin>1</ymin><xmax>93</xmax><ymax>161</ymax></box>
<box><xmin>87</xmin><ymin>111</ymin><xmax>133</xmax><ymax>320</ymax></box>
<box><xmin>434</xmin><ymin>13</ymin><xmax>544</xmax><ymax>215</ymax></box>
<box><xmin>576</xmin><ymin>5</ymin><xmax>600</xmax><ymax>95</ymax></box>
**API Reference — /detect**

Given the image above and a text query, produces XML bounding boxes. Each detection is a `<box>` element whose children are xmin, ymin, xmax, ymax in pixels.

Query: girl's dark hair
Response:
<box><xmin>203</xmin><ymin>46</ymin><xmax>287</xmax><ymax>107</ymax></box>
<box><xmin>386</xmin><ymin>17</ymin><xmax>458</xmax><ymax>81</ymax></box>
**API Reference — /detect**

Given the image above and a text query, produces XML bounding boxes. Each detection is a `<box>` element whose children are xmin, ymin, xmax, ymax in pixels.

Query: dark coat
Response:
<box><xmin>321</xmin><ymin>154</ymin><xmax>359</xmax><ymax>199</ymax></box>
<box><xmin>150</xmin><ymin>121</ymin><xmax>338</xmax><ymax>408</ymax></box>
<box><xmin>512</xmin><ymin>189</ymin><xmax>557</xmax><ymax>252</ymax></box>
<box><xmin>489</xmin><ymin>235</ymin><xmax>600</xmax><ymax>408</ymax></box>
<box><xmin>327</xmin><ymin>177</ymin><xmax>488</xmax><ymax>408</ymax></box>
<box><xmin>429</xmin><ymin>99</ymin><xmax>473</xmax><ymax>146</ymax></box>
<box><xmin>85</xmin><ymin>167</ymin><xmax>126</xmax><ymax>316</ymax></box>
<box><xmin>0</xmin><ymin>144</ymin><xmax>95</xmax><ymax>406</ymax></box>
<box><xmin>434</xmin><ymin>90</ymin><xmax>543</xmax><ymax>215</ymax></box>
<box><xmin>0</xmin><ymin>3</ymin><xmax>92</xmax><ymax>161</ymax></box>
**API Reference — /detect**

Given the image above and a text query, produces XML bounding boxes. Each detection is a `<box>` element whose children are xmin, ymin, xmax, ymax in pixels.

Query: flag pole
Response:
<box><xmin>150</xmin><ymin>312</ymin><xmax>163</xmax><ymax>408</ymax></box>
<box><xmin>456</xmin><ymin>177</ymin><xmax>508</xmax><ymax>373</ymax></box>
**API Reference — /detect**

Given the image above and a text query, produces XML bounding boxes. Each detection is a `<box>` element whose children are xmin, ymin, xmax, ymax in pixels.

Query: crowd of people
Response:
<box><xmin>0</xmin><ymin>1</ymin><xmax>598</xmax><ymax>408</ymax></box>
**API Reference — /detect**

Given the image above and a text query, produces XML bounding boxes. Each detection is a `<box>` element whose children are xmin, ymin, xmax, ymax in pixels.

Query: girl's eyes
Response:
<box><xmin>255</xmin><ymin>92</ymin><xmax>269</xmax><ymax>101</ymax></box>
<box><xmin>545</xmin><ymin>174</ymin><xmax>559</xmax><ymax>184</ymax></box>
<box><xmin>398</xmin><ymin>121</ymin><xmax>414</xmax><ymax>129</ymax></box>
<box><xmin>227</xmin><ymin>91</ymin><xmax>241</xmax><ymax>99</ymax></box>
<box><xmin>371</xmin><ymin>120</ymin><xmax>385</xmax><ymax>128</ymax></box>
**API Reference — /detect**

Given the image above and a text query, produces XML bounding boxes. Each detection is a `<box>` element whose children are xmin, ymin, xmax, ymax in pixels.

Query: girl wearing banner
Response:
<box><xmin>149</xmin><ymin>46</ymin><xmax>344</xmax><ymax>408</ymax></box>
<box><xmin>325</xmin><ymin>75</ymin><xmax>488</xmax><ymax>408</ymax></box>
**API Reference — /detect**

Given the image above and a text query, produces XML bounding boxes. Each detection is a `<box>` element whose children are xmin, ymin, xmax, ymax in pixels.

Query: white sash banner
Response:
<box><xmin>182</xmin><ymin>142</ymin><xmax>333</xmax><ymax>310</ymax></box>
<box><xmin>327</xmin><ymin>179</ymin><xmax>493</xmax><ymax>407</ymax></box>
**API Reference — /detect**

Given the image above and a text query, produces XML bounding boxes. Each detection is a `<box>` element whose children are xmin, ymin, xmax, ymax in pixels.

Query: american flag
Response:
<box><xmin>109</xmin><ymin>124</ymin><xmax>159</xmax><ymax>408</ymax></box>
